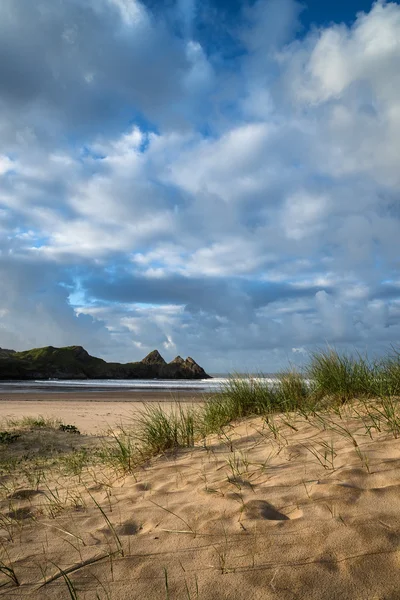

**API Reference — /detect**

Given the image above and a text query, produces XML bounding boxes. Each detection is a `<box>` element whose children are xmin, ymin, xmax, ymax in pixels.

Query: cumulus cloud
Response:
<box><xmin>1</xmin><ymin>0</ymin><xmax>400</xmax><ymax>370</ymax></box>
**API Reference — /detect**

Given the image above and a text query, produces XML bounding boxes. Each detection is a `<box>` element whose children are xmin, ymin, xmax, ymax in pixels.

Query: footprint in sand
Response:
<box><xmin>243</xmin><ymin>500</ymin><xmax>289</xmax><ymax>521</ymax></box>
<box><xmin>98</xmin><ymin>520</ymin><xmax>142</xmax><ymax>539</ymax></box>
<box><xmin>6</xmin><ymin>507</ymin><xmax>35</xmax><ymax>521</ymax></box>
<box><xmin>7</xmin><ymin>489</ymin><xmax>44</xmax><ymax>500</ymax></box>
<box><xmin>135</xmin><ymin>482</ymin><xmax>151</xmax><ymax>492</ymax></box>
<box><xmin>115</xmin><ymin>521</ymin><xmax>142</xmax><ymax>536</ymax></box>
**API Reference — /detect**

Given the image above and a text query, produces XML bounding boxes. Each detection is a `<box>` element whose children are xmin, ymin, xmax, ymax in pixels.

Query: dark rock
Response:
<box><xmin>141</xmin><ymin>350</ymin><xmax>167</xmax><ymax>365</ymax></box>
<box><xmin>185</xmin><ymin>357</ymin><xmax>206</xmax><ymax>376</ymax></box>
<box><xmin>170</xmin><ymin>356</ymin><xmax>185</xmax><ymax>365</ymax></box>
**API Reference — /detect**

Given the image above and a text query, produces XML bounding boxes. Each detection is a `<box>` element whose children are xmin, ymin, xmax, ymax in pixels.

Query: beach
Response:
<box><xmin>2</xmin><ymin>398</ymin><xmax>400</xmax><ymax>598</ymax></box>
<box><xmin>2</xmin><ymin>366</ymin><xmax>400</xmax><ymax>598</ymax></box>
<box><xmin>0</xmin><ymin>390</ymin><xmax>206</xmax><ymax>434</ymax></box>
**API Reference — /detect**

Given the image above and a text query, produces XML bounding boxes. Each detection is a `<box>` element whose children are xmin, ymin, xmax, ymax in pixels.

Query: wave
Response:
<box><xmin>1</xmin><ymin>377</ymin><xmax>279</xmax><ymax>393</ymax></box>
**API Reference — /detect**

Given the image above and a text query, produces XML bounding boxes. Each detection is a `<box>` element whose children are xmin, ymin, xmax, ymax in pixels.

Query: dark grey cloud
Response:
<box><xmin>0</xmin><ymin>0</ymin><xmax>214</xmax><ymax>149</ymax></box>
<box><xmin>85</xmin><ymin>270</ymin><xmax>326</xmax><ymax>307</ymax></box>
<box><xmin>0</xmin><ymin>254</ymin><xmax>112</xmax><ymax>354</ymax></box>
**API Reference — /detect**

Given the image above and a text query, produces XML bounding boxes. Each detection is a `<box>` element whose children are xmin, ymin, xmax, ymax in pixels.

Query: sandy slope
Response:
<box><xmin>1</xmin><ymin>403</ymin><xmax>400</xmax><ymax>599</ymax></box>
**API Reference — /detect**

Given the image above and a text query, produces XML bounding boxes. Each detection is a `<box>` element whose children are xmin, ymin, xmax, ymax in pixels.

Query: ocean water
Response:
<box><xmin>0</xmin><ymin>376</ymin><xmax>279</xmax><ymax>394</ymax></box>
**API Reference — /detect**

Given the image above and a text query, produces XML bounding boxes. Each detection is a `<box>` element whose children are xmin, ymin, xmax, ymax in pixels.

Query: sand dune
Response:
<box><xmin>1</xmin><ymin>402</ymin><xmax>400</xmax><ymax>598</ymax></box>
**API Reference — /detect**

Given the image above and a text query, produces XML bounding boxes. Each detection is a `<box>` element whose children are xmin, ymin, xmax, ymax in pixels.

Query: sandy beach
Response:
<box><xmin>0</xmin><ymin>391</ymin><xmax>205</xmax><ymax>434</ymax></box>
<box><xmin>2</xmin><ymin>397</ymin><xmax>400</xmax><ymax>598</ymax></box>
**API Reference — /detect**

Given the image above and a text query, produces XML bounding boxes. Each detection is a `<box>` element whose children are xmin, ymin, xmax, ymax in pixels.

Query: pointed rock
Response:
<box><xmin>185</xmin><ymin>357</ymin><xmax>197</xmax><ymax>366</ymax></box>
<box><xmin>184</xmin><ymin>356</ymin><xmax>209</xmax><ymax>377</ymax></box>
<box><xmin>141</xmin><ymin>350</ymin><xmax>167</xmax><ymax>365</ymax></box>
<box><xmin>170</xmin><ymin>356</ymin><xmax>185</xmax><ymax>365</ymax></box>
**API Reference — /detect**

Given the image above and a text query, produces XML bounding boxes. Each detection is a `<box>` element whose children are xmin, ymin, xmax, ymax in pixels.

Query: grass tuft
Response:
<box><xmin>134</xmin><ymin>404</ymin><xmax>198</xmax><ymax>455</ymax></box>
<box><xmin>306</xmin><ymin>349</ymin><xmax>374</xmax><ymax>403</ymax></box>
<box><xmin>201</xmin><ymin>375</ymin><xmax>276</xmax><ymax>436</ymax></box>
<box><xmin>276</xmin><ymin>369</ymin><xmax>310</xmax><ymax>410</ymax></box>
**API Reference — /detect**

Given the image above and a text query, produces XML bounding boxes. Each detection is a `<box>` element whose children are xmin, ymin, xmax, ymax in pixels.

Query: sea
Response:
<box><xmin>0</xmin><ymin>375</ymin><xmax>279</xmax><ymax>394</ymax></box>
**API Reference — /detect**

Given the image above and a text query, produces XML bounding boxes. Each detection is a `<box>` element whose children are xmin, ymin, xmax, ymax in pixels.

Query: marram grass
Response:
<box><xmin>306</xmin><ymin>349</ymin><xmax>375</xmax><ymax>402</ymax></box>
<box><xmin>98</xmin><ymin>347</ymin><xmax>400</xmax><ymax>472</ymax></box>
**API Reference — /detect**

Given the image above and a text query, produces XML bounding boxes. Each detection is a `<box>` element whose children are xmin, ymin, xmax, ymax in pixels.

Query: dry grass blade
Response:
<box><xmin>41</xmin><ymin>522</ymin><xmax>86</xmax><ymax>546</ymax></box>
<box><xmin>38</xmin><ymin>552</ymin><xmax>119</xmax><ymax>588</ymax></box>
<box><xmin>0</xmin><ymin>562</ymin><xmax>20</xmax><ymax>587</ymax></box>
<box><xmin>87</xmin><ymin>492</ymin><xmax>124</xmax><ymax>556</ymax></box>
<box><xmin>149</xmin><ymin>499</ymin><xmax>196</xmax><ymax>536</ymax></box>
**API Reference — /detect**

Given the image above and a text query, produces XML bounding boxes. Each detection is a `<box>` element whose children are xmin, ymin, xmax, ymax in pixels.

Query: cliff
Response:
<box><xmin>0</xmin><ymin>346</ymin><xmax>210</xmax><ymax>380</ymax></box>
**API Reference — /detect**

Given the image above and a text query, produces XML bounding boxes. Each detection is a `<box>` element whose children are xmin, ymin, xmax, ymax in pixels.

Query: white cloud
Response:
<box><xmin>108</xmin><ymin>0</ymin><xmax>146</xmax><ymax>25</ymax></box>
<box><xmin>283</xmin><ymin>192</ymin><xmax>329</xmax><ymax>241</ymax></box>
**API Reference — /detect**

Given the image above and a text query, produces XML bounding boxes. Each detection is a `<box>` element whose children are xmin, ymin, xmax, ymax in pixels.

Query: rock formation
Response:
<box><xmin>141</xmin><ymin>350</ymin><xmax>167</xmax><ymax>365</ymax></box>
<box><xmin>0</xmin><ymin>346</ymin><xmax>211</xmax><ymax>380</ymax></box>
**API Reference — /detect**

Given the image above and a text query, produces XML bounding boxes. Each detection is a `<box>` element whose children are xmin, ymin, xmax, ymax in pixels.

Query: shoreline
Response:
<box><xmin>0</xmin><ymin>390</ymin><xmax>207</xmax><ymax>402</ymax></box>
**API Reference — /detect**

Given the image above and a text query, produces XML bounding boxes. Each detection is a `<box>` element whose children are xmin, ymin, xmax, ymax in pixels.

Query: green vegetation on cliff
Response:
<box><xmin>0</xmin><ymin>346</ymin><xmax>210</xmax><ymax>380</ymax></box>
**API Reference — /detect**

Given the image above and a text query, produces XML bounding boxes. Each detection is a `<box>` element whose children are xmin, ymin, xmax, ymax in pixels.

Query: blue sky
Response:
<box><xmin>1</xmin><ymin>0</ymin><xmax>400</xmax><ymax>372</ymax></box>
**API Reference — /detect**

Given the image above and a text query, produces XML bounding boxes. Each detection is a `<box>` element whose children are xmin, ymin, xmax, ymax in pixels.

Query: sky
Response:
<box><xmin>1</xmin><ymin>0</ymin><xmax>400</xmax><ymax>373</ymax></box>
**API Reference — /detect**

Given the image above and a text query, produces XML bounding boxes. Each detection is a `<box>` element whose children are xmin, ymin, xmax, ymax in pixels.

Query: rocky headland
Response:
<box><xmin>0</xmin><ymin>346</ymin><xmax>210</xmax><ymax>380</ymax></box>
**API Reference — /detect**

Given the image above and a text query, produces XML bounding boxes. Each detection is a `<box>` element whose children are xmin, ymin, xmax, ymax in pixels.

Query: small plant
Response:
<box><xmin>8</xmin><ymin>415</ymin><xmax>62</xmax><ymax>429</ymax></box>
<box><xmin>303</xmin><ymin>439</ymin><xmax>336</xmax><ymax>470</ymax></box>
<box><xmin>0</xmin><ymin>546</ymin><xmax>20</xmax><ymax>587</ymax></box>
<box><xmin>59</xmin><ymin>424</ymin><xmax>81</xmax><ymax>434</ymax></box>
<box><xmin>0</xmin><ymin>431</ymin><xmax>20</xmax><ymax>444</ymax></box>
<box><xmin>225</xmin><ymin>450</ymin><xmax>251</xmax><ymax>486</ymax></box>
<box><xmin>62</xmin><ymin>448</ymin><xmax>89</xmax><ymax>477</ymax></box>
<box><xmin>355</xmin><ymin>446</ymin><xmax>371</xmax><ymax>473</ymax></box>
<box><xmin>213</xmin><ymin>524</ymin><xmax>231</xmax><ymax>574</ymax></box>
<box><xmin>21</xmin><ymin>462</ymin><xmax>46</xmax><ymax>490</ymax></box>
<box><xmin>264</xmin><ymin>415</ymin><xmax>286</xmax><ymax>447</ymax></box>
<box><xmin>326</xmin><ymin>419</ymin><xmax>359</xmax><ymax>447</ymax></box>
<box><xmin>103</xmin><ymin>429</ymin><xmax>137</xmax><ymax>473</ymax></box>
<box><xmin>375</xmin><ymin>396</ymin><xmax>400</xmax><ymax>439</ymax></box>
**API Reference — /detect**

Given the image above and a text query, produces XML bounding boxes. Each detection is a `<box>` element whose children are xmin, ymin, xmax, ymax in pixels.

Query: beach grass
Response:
<box><xmin>99</xmin><ymin>347</ymin><xmax>400</xmax><ymax>468</ymax></box>
<box><xmin>306</xmin><ymin>349</ymin><xmax>375</xmax><ymax>402</ymax></box>
<box><xmin>133</xmin><ymin>403</ymin><xmax>199</xmax><ymax>454</ymax></box>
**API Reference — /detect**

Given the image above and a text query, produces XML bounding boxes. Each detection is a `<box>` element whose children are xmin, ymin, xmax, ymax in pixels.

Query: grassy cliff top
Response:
<box><xmin>13</xmin><ymin>345</ymin><xmax>97</xmax><ymax>363</ymax></box>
